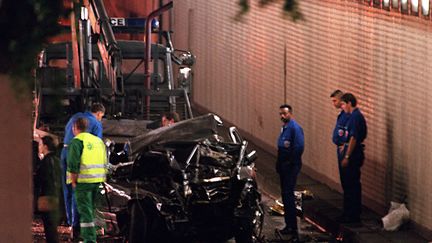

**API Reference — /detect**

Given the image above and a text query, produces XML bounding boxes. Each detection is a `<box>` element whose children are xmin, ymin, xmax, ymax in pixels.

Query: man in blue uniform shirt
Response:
<box><xmin>330</xmin><ymin>90</ymin><xmax>351</xmax><ymax>222</ymax></box>
<box><xmin>339</xmin><ymin>93</ymin><xmax>367</xmax><ymax>223</ymax></box>
<box><xmin>276</xmin><ymin>104</ymin><xmax>304</xmax><ymax>241</ymax></box>
<box><xmin>330</xmin><ymin>90</ymin><xmax>350</xmax><ymax>148</ymax></box>
<box><xmin>60</xmin><ymin>103</ymin><xmax>105</xmax><ymax>239</ymax></box>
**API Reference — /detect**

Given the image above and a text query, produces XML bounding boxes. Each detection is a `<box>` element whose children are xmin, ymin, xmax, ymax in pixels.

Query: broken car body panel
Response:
<box><xmin>100</xmin><ymin>114</ymin><xmax>264</xmax><ymax>242</ymax></box>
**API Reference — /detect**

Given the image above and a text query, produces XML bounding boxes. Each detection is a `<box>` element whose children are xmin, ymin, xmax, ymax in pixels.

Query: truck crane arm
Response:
<box><xmin>84</xmin><ymin>0</ymin><xmax>123</xmax><ymax>94</ymax></box>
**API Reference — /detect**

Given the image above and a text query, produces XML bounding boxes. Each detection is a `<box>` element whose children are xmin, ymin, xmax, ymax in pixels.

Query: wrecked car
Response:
<box><xmin>99</xmin><ymin>113</ymin><xmax>264</xmax><ymax>243</ymax></box>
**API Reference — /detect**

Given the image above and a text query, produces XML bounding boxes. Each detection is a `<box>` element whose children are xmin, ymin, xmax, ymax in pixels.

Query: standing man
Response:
<box><xmin>330</xmin><ymin>90</ymin><xmax>350</xmax><ymax>149</ymax></box>
<box><xmin>330</xmin><ymin>90</ymin><xmax>351</xmax><ymax>221</ymax></box>
<box><xmin>276</xmin><ymin>104</ymin><xmax>304</xmax><ymax>241</ymax></box>
<box><xmin>67</xmin><ymin>117</ymin><xmax>107</xmax><ymax>243</ymax></box>
<box><xmin>60</xmin><ymin>103</ymin><xmax>105</xmax><ymax>239</ymax></box>
<box><xmin>339</xmin><ymin>93</ymin><xmax>367</xmax><ymax>223</ymax></box>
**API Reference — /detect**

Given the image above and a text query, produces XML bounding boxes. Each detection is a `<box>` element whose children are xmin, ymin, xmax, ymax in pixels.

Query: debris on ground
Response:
<box><xmin>269</xmin><ymin>190</ymin><xmax>314</xmax><ymax>216</ymax></box>
<box><xmin>382</xmin><ymin>201</ymin><xmax>410</xmax><ymax>231</ymax></box>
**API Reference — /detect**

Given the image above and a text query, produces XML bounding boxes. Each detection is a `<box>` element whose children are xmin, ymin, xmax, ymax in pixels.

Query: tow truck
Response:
<box><xmin>34</xmin><ymin>0</ymin><xmax>195</xmax><ymax>135</ymax></box>
<box><xmin>32</xmin><ymin>2</ymin><xmax>267</xmax><ymax>242</ymax></box>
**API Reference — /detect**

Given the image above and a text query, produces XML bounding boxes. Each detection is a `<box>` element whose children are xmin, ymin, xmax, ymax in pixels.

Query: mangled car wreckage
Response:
<box><xmin>99</xmin><ymin>114</ymin><xmax>264</xmax><ymax>243</ymax></box>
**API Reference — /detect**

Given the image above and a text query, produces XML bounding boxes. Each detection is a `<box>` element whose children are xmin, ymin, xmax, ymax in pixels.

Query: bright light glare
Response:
<box><xmin>422</xmin><ymin>0</ymin><xmax>430</xmax><ymax>15</ymax></box>
<box><xmin>401</xmin><ymin>0</ymin><xmax>408</xmax><ymax>10</ymax></box>
<box><xmin>383</xmin><ymin>0</ymin><xmax>390</xmax><ymax>7</ymax></box>
<box><xmin>180</xmin><ymin>67</ymin><xmax>191</xmax><ymax>78</ymax></box>
<box><xmin>80</xmin><ymin>7</ymin><xmax>88</xmax><ymax>20</ymax></box>
<box><xmin>411</xmin><ymin>0</ymin><xmax>419</xmax><ymax>12</ymax></box>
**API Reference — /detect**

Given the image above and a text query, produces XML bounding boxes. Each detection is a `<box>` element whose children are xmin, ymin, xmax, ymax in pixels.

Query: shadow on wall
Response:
<box><xmin>384</xmin><ymin>113</ymin><xmax>408</xmax><ymax>206</ymax></box>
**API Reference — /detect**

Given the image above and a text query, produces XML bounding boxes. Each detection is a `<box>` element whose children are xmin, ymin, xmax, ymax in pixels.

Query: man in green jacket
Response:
<box><xmin>67</xmin><ymin>117</ymin><xmax>107</xmax><ymax>243</ymax></box>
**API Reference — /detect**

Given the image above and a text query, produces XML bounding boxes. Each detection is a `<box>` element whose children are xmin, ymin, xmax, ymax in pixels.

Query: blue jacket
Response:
<box><xmin>60</xmin><ymin>112</ymin><xmax>103</xmax><ymax>162</ymax></box>
<box><xmin>277</xmin><ymin>119</ymin><xmax>304</xmax><ymax>164</ymax></box>
<box><xmin>344</xmin><ymin>108</ymin><xmax>367</xmax><ymax>154</ymax></box>
<box><xmin>63</xmin><ymin>111</ymin><xmax>103</xmax><ymax>145</ymax></box>
<box><xmin>332</xmin><ymin>110</ymin><xmax>350</xmax><ymax>146</ymax></box>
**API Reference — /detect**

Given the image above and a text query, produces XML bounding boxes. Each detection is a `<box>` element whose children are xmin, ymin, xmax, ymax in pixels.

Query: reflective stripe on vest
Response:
<box><xmin>66</xmin><ymin>132</ymin><xmax>107</xmax><ymax>184</ymax></box>
<box><xmin>80</xmin><ymin>222</ymin><xmax>95</xmax><ymax>228</ymax></box>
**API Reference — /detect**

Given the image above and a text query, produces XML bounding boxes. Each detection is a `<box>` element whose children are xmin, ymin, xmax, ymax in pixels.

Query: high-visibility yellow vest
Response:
<box><xmin>67</xmin><ymin>132</ymin><xmax>107</xmax><ymax>184</ymax></box>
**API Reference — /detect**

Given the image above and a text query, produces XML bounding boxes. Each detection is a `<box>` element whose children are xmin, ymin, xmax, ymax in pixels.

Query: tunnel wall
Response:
<box><xmin>172</xmin><ymin>0</ymin><xmax>432</xmax><ymax>234</ymax></box>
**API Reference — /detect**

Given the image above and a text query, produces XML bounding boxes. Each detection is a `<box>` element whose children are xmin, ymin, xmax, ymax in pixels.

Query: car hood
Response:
<box><xmin>129</xmin><ymin>113</ymin><xmax>223</xmax><ymax>157</ymax></box>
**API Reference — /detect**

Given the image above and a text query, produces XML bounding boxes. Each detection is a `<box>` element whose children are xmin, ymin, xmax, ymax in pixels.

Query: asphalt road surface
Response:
<box><xmin>258</xmin><ymin>193</ymin><xmax>336</xmax><ymax>243</ymax></box>
<box><xmin>33</xmin><ymin>192</ymin><xmax>336</xmax><ymax>243</ymax></box>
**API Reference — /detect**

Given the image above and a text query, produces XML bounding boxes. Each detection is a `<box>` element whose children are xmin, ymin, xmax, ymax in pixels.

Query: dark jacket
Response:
<box><xmin>35</xmin><ymin>152</ymin><xmax>61</xmax><ymax>198</ymax></box>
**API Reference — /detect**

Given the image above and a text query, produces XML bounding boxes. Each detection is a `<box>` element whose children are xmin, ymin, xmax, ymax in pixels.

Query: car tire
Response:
<box><xmin>128</xmin><ymin>201</ymin><xmax>148</xmax><ymax>243</ymax></box>
<box><xmin>235</xmin><ymin>203</ymin><xmax>264</xmax><ymax>243</ymax></box>
<box><xmin>235</xmin><ymin>218</ymin><xmax>254</xmax><ymax>243</ymax></box>
<box><xmin>252</xmin><ymin>203</ymin><xmax>264</xmax><ymax>240</ymax></box>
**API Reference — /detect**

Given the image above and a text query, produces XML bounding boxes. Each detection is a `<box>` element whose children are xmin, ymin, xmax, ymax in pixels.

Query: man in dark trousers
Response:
<box><xmin>330</xmin><ymin>90</ymin><xmax>351</xmax><ymax>221</ymax></box>
<box><xmin>67</xmin><ymin>117</ymin><xmax>107</xmax><ymax>243</ymax></box>
<box><xmin>339</xmin><ymin>93</ymin><xmax>367</xmax><ymax>223</ymax></box>
<box><xmin>276</xmin><ymin>104</ymin><xmax>304</xmax><ymax>241</ymax></box>
<box><xmin>60</xmin><ymin>103</ymin><xmax>105</xmax><ymax>239</ymax></box>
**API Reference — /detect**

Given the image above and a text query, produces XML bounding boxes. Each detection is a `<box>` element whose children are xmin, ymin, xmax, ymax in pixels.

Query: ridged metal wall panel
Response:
<box><xmin>173</xmin><ymin>0</ymin><xmax>432</xmax><ymax>231</ymax></box>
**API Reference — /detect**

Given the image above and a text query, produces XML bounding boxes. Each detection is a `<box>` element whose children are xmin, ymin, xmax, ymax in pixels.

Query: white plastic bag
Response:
<box><xmin>382</xmin><ymin>201</ymin><xmax>410</xmax><ymax>231</ymax></box>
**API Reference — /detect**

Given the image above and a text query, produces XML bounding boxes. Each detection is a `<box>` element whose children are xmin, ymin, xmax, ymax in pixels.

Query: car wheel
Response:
<box><xmin>128</xmin><ymin>201</ymin><xmax>148</xmax><ymax>243</ymax></box>
<box><xmin>252</xmin><ymin>203</ymin><xmax>264</xmax><ymax>240</ymax></box>
<box><xmin>235</xmin><ymin>203</ymin><xmax>264</xmax><ymax>243</ymax></box>
<box><xmin>235</xmin><ymin>218</ymin><xmax>253</xmax><ymax>243</ymax></box>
